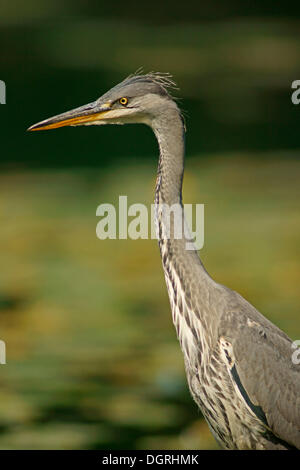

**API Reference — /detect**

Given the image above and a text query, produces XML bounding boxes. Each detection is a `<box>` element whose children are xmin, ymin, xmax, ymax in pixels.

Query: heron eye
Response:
<box><xmin>119</xmin><ymin>97</ymin><xmax>128</xmax><ymax>106</ymax></box>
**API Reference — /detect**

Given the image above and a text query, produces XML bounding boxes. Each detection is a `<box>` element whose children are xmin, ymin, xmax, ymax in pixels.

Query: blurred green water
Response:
<box><xmin>0</xmin><ymin>154</ymin><xmax>299</xmax><ymax>449</ymax></box>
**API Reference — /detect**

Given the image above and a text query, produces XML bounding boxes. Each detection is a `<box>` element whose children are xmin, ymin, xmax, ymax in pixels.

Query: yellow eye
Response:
<box><xmin>119</xmin><ymin>97</ymin><xmax>128</xmax><ymax>106</ymax></box>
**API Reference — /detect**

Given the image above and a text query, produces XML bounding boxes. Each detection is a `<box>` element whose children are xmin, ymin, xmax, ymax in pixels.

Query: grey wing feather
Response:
<box><xmin>218</xmin><ymin>295</ymin><xmax>300</xmax><ymax>448</ymax></box>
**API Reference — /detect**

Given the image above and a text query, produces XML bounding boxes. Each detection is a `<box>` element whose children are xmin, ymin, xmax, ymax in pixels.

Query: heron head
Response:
<box><xmin>28</xmin><ymin>72</ymin><xmax>180</xmax><ymax>132</ymax></box>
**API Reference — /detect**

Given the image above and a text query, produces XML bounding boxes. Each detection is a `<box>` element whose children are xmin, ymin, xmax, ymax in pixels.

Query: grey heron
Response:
<box><xmin>28</xmin><ymin>72</ymin><xmax>300</xmax><ymax>450</ymax></box>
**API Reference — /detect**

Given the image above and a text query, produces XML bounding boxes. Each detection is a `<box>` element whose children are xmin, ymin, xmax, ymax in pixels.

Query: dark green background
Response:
<box><xmin>1</xmin><ymin>1</ymin><xmax>300</xmax><ymax>168</ymax></box>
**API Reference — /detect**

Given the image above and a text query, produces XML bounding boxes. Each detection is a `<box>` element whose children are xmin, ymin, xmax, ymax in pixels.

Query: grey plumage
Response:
<box><xmin>28</xmin><ymin>72</ymin><xmax>300</xmax><ymax>450</ymax></box>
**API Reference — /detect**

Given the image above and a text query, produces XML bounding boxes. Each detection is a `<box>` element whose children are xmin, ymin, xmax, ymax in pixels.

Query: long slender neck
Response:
<box><xmin>151</xmin><ymin>104</ymin><xmax>218</xmax><ymax>356</ymax></box>
<box><xmin>151</xmin><ymin>105</ymin><xmax>210</xmax><ymax>279</ymax></box>
<box><xmin>153</xmin><ymin>108</ymin><xmax>185</xmax><ymax>206</ymax></box>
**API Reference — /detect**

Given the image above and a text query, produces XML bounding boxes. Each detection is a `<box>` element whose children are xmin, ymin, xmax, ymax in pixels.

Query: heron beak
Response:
<box><xmin>27</xmin><ymin>101</ymin><xmax>112</xmax><ymax>131</ymax></box>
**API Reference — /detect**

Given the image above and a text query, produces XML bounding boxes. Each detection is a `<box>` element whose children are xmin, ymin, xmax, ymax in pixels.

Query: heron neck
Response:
<box><xmin>152</xmin><ymin>106</ymin><xmax>217</xmax><ymax>349</ymax></box>
<box><xmin>152</xmin><ymin>109</ymin><xmax>185</xmax><ymax>206</ymax></box>
<box><xmin>151</xmin><ymin>107</ymin><xmax>211</xmax><ymax>279</ymax></box>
